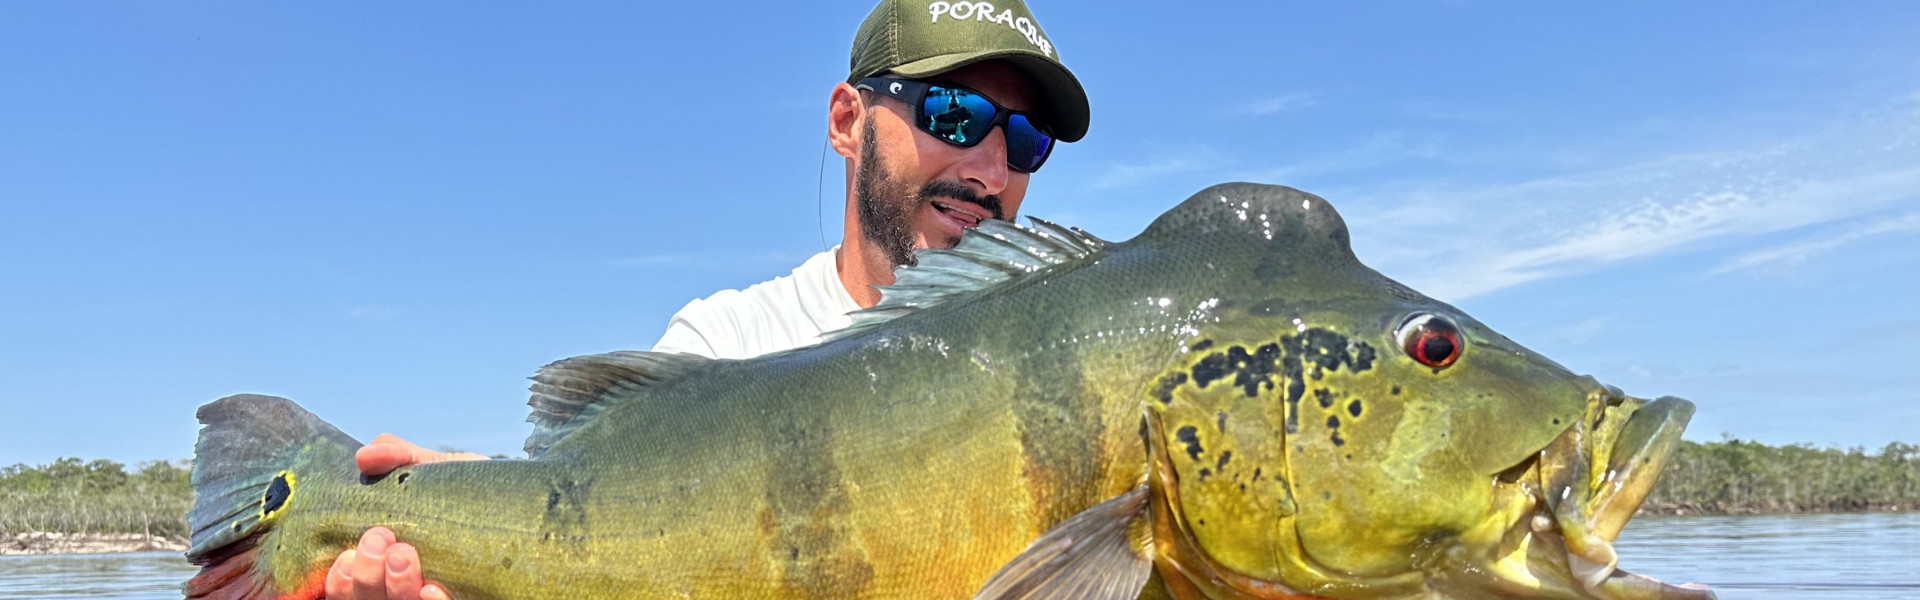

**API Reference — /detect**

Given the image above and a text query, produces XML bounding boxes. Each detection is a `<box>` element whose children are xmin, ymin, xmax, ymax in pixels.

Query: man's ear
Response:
<box><xmin>827</xmin><ymin>81</ymin><xmax>864</xmax><ymax>160</ymax></box>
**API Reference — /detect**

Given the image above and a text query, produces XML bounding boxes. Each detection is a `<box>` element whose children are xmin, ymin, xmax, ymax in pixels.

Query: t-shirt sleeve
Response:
<box><xmin>649</xmin><ymin>299</ymin><xmax>728</xmax><ymax>358</ymax></box>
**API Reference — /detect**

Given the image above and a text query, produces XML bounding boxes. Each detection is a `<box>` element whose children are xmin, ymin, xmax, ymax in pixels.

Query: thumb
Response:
<box><xmin>356</xmin><ymin>433</ymin><xmax>487</xmax><ymax>476</ymax></box>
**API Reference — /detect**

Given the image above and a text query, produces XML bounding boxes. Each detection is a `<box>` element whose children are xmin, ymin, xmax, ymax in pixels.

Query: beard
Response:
<box><xmin>854</xmin><ymin>120</ymin><xmax>1005</xmax><ymax>268</ymax></box>
<box><xmin>855</xmin><ymin>119</ymin><xmax>921</xmax><ymax>268</ymax></box>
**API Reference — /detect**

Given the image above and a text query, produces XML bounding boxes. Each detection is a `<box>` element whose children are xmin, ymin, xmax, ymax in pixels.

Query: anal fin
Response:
<box><xmin>973</xmin><ymin>485</ymin><xmax>1154</xmax><ymax>600</ymax></box>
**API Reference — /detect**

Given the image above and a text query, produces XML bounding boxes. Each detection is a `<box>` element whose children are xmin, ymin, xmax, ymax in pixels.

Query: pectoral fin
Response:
<box><xmin>972</xmin><ymin>485</ymin><xmax>1154</xmax><ymax>600</ymax></box>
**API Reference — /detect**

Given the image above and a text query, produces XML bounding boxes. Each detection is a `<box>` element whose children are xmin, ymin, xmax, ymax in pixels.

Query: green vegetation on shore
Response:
<box><xmin>1643</xmin><ymin>439</ymin><xmax>1919</xmax><ymax>514</ymax></box>
<box><xmin>2</xmin><ymin>439</ymin><xmax>1914</xmax><ymax>537</ymax></box>
<box><xmin>0</xmin><ymin>458</ymin><xmax>191</xmax><ymax>541</ymax></box>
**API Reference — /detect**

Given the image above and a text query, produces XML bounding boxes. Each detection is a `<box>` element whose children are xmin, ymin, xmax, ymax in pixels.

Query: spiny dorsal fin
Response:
<box><xmin>524</xmin><ymin>351</ymin><xmax>716</xmax><ymax>458</ymax></box>
<box><xmin>833</xmin><ymin>217</ymin><xmax>1110</xmax><ymax>338</ymax></box>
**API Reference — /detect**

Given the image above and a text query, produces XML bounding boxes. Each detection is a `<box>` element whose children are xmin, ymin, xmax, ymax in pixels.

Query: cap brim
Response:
<box><xmin>887</xmin><ymin>49</ymin><xmax>1090</xmax><ymax>143</ymax></box>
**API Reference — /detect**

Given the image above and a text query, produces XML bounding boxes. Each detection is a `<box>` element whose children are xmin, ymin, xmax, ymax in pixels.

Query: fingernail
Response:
<box><xmin>362</xmin><ymin>533</ymin><xmax>389</xmax><ymax>556</ymax></box>
<box><xmin>386</xmin><ymin>552</ymin><xmax>411</xmax><ymax>573</ymax></box>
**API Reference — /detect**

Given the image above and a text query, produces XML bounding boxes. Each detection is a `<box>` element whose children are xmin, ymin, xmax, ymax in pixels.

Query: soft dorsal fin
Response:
<box><xmin>833</xmin><ymin>217</ymin><xmax>1110</xmax><ymax>338</ymax></box>
<box><xmin>523</xmin><ymin>350</ymin><xmax>716</xmax><ymax>458</ymax></box>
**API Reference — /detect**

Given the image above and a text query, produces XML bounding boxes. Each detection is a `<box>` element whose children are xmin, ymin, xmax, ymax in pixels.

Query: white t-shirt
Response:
<box><xmin>649</xmin><ymin>248</ymin><xmax>863</xmax><ymax>359</ymax></box>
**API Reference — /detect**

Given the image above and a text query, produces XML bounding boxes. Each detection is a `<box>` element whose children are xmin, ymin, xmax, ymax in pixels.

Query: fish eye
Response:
<box><xmin>1395</xmin><ymin>313</ymin><xmax>1463</xmax><ymax>368</ymax></box>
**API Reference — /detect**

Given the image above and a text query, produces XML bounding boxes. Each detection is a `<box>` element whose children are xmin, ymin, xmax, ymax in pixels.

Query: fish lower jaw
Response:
<box><xmin>1529</xmin><ymin>500</ymin><xmax>1618</xmax><ymax>594</ymax></box>
<box><xmin>1509</xmin><ymin>487</ymin><xmax>1717</xmax><ymax>600</ymax></box>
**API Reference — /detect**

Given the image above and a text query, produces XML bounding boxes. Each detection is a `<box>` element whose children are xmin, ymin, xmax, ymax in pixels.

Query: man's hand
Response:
<box><xmin>326</xmin><ymin>527</ymin><xmax>451</xmax><ymax>600</ymax></box>
<box><xmin>323</xmin><ymin>434</ymin><xmax>485</xmax><ymax>600</ymax></box>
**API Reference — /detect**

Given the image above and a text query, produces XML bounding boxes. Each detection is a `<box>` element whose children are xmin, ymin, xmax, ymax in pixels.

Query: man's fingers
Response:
<box><xmin>421</xmin><ymin>583</ymin><xmax>452</xmax><ymax>600</ymax></box>
<box><xmin>350</xmin><ymin>528</ymin><xmax>395</xmax><ymax>600</ymax></box>
<box><xmin>384</xmin><ymin>543</ymin><xmax>426</xmax><ymax>600</ymax></box>
<box><xmin>326</xmin><ymin>549</ymin><xmax>357</xmax><ymax>600</ymax></box>
<box><xmin>356</xmin><ymin>434</ymin><xmax>489</xmax><ymax>476</ymax></box>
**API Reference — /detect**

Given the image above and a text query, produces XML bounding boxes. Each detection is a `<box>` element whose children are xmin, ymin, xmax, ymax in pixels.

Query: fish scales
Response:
<box><xmin>185</xmin><ymin>183</ymin><xmax>1714</xmax><ymax>599</ymax></box>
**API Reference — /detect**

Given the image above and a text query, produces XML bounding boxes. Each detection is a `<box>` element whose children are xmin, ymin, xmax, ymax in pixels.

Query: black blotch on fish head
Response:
<box><xmin>1234</xmin><ymin>343</ymin><xmax>1281</xmax><ymax>397</ymax></box>
<box><xmin>262</xmin><ymin>472</ymin><xmax>292</xmax><ymax>515</ymax></box>
<box><xmin>1353</xmin><ymin>343</ymin><xmax>1376</xmax><ymax>372</ymax></box>
<box><xmin>1391</xmin><ymin>385</ymin><xmax>1401</xmax><ymax>395</ymax></box>
<box><xmin>1192</xmin><ymin>352</ymin><xmax>1230</xmax><ymax>389</ymax></box>
<box><xmin>1313</xmin><ymin>388</ymin><xmax>1333</xmax><ymax>408</ymax></box>
<box><xmin>1348</xmin><ymin>400</ymin><xmax>1363</xmax><ymax>418</ymax></box>
<box><xmin>1216</xmin><ymin>411</ymin><xmax>1228</xmax><ymax>432</ymax></box>
<box><xmin>1175</xmin><ymin>425</ymin><xmax>1204</xmax><ymax>461</ymax></box>
<box><xmin>1190</xmin><ymin>339</ymin><xmax>1215</xmax><ymax>352</ymax></box>
<box><xmin>1153</xmin><ymin>371</ymin><xmax>1188</xmax><ymax>405</ymax></box>
<box><xmin>1216</xmin><ymin>450</ymin><xmax>1233</xmax><ymax>470</ymax></box>
<box><xmin>1281</xmin><ymin>355</ymin><xmax>1305</xmax><ymax>434</ymax></box>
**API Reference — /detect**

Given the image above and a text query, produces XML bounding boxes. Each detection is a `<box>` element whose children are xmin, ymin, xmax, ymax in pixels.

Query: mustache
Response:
<box><xmin>919</xmin><ymin>180</ymin><xmax>1004</xmax><ymax>220</ymax></box>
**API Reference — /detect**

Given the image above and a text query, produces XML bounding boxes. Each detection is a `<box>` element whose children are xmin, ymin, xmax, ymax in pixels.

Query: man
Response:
<box><xmin>324</xmin><ymin>0</ymin><xmax>1089</xmax><ymax>597</ymax></box>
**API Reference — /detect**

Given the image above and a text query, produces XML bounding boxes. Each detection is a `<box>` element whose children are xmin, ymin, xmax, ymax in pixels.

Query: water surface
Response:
<box><xmin>1613</xmin><ymin>511</ymin><xmax>1919</xmax><ymax>599</ymax></box>
<box><xmin>0</xmin><ymin>551</ymin><xmax>196</xmax><ymax>600</ymax></box>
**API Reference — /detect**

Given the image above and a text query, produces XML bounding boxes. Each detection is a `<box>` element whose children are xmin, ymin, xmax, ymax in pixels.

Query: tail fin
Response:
<box><xmin>185</xmin><ymin>394</ymin><xmax>362</xmax><ymax>600</ymax></box>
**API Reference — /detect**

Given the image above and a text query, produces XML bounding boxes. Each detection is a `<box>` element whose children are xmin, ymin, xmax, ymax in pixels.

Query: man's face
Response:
<box><xmin>854</xmin><ymin>61</ymin><xmax>1036</xmax><ymax>267</ymax></box>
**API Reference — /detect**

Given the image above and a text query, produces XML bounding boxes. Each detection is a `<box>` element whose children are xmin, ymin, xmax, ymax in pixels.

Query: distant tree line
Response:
<box><xmin>1645</xmin><ymin>439</ymin><xmax>1919</xmax><ymax>513</ymax></box>
<box><xmin>0</xmin><ymin>457</ymin><xmax>192</xmax><ymax>541</ymax></box>
<box><xmin>1</xmin><ymin>438</ymin><xmax>1914</xmax><ymax>538</ymax></box>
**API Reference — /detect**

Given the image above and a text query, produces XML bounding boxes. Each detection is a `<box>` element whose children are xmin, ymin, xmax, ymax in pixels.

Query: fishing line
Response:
<box><xmin>817</xmin><ymin>139</ymin><xmax>830</xmax><ymax>252</ymax></box>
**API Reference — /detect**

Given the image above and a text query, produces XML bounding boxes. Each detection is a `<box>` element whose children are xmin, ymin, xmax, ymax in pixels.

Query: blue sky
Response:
<box><xmin>1</xmin><ymin>2</ymin><xmax>1914</xmax><ymax>467</ymax></box>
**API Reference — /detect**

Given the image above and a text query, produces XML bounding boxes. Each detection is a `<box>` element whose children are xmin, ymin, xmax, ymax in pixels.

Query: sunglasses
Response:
<box><xmin>855</xmin><ymin>77</ymin><xmax>1056</xmax><ymax>173</ymax></box>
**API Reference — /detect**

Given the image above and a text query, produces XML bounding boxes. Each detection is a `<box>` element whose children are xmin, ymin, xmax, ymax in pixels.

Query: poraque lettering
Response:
<box><xmin>926</xmin><ymin>1</ymin><xmax>1053</xmax><ymax>56</ymax></box>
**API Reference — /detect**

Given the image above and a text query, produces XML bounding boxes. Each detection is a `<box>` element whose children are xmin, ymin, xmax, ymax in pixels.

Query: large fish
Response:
<box><xmin>184</xmin><ymin>183</ymin><xmax>1714</xmax><ymax>599</ymax></box>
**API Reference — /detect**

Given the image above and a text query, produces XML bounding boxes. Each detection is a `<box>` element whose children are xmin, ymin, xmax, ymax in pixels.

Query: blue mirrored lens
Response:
<box><xmin>921</xmin><ymin>87</ymin><xmax>997</xmax><ymax>145</ymax></box>
<box><xmin>1006</xmin><ymin>114</ymin><xmax>1053</xmax><ymax>172</ymax></box>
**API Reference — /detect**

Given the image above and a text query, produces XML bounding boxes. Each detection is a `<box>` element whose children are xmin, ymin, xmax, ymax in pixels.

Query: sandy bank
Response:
<box><xmin>0</xmin><ymin>532</ymin><xmax>188</xmax><ymax>556</ymax></box>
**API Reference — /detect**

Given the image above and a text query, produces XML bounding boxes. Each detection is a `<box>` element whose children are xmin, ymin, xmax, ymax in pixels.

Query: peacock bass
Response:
<box><xmin>184</xmin><ymin>183</ymin><xmax>1715</xmax><ymax>599</ymax></box>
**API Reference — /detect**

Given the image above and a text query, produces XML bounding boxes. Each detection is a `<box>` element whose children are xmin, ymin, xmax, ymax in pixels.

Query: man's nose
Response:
<box><xmin>953</xmin><ymin>125</ymin><xmax>1011</xmax><ymax>196</ymax></box>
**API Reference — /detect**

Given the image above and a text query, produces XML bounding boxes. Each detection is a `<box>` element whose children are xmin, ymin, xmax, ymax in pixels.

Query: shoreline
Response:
<box><xmin>1</xmin><ymin>532</ymin><xmax>188</xmax><ymax>557</ymax></box>
<box><xmin>1638</xmin><ymin>502</ymin><xmax>1916</xmax><ymax>517</ymax></box>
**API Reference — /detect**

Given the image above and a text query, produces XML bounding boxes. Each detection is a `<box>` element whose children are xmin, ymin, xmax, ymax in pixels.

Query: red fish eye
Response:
<box><xmin>1396</xmin><ymin>314</ymin><xmax>1463</xmax><ymax>368</ymax></box>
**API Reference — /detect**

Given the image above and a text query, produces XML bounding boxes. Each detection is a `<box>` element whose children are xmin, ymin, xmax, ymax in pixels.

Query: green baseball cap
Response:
<box><xmin>848</xmin><ymin>0</ymin><xmax>1090</xmax><ymax>142</ymax></box>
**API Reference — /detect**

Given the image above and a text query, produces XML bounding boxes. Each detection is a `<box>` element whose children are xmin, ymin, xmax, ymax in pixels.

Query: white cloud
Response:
<box><xmin>1545</xmin><ymin>317</ymin><xmax>1608</xmax><ymax>346</ymax></box>
<box><xmin>1707</xmin><ymin>212</ymin><xmax>1920</xmax><ymax>276</ymax></box>
<box><xmin>348</xmin><ymin>306</ymin><xmax>398</xmax><ymax>318</ymax></box>
<box><xmin>609</xmin><ymin>253</ymin><xmax>697</xmax><ymax>266</ymax></box>
<box><xmin>605</xmin><ymin>250</ymin><xmax>816</xmax><ymax>269</ymax></box>
<box><xmin>1091</xmin><ymin>151</ymin><xmax>1221</xmax><ymax>190</ymax></box>
<box><xmin>1236</xmin><ymin>92</ymin><xmax>1319</xmax><ymax>116</ymax></box>
<box><xmin>1337</xmin><ymin>108</ymin><xmax>1919</xmax><ymax>300</ymax></box>
<box><xmin>1399</xmin><ymin>101</ymin><xmax>1509</xmax><ymax>123</ymax></box>
<box><xmin>1233</xmin><ymin>132</ymin><xmax>1444</xmax><ymax>182</ymax></box>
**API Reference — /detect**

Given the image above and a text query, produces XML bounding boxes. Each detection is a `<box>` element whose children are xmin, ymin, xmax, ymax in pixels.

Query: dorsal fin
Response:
<box><xmin>523</xmin><ymin>351</ymin><xmax>716</xmax><ymax>458</ymax></box>
<box><xmin>832</xmin><ymin>217</ymin><xmax>1110</xmax><ymax>338</ymax></box>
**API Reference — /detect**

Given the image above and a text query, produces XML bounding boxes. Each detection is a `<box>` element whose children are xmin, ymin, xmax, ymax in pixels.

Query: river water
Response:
<box><xmin>0</xmin><ymin>512</ymin><xmax>1914</xmax><ymax>599</ymax></box>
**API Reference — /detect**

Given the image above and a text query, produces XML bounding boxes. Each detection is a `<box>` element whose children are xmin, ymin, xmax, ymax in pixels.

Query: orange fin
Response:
<box><xmin>183</xmin><ymin>539</ymin><xmax>326</xmax><ymax>600</ymax></box>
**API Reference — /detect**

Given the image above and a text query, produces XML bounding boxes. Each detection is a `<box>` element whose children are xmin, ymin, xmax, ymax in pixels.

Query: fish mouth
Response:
<box><xmin>1486</xmin><ymin>387</ymin><xmax>1717</xmax><ymax>599</ymax></box>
